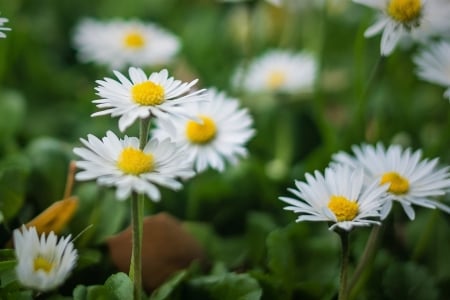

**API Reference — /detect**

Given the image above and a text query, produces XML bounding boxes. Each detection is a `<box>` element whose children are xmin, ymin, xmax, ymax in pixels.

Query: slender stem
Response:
<box><xmin>338</xmin><ymin>230</ymin><xmax>350</xmax><ymax>300</ymax></box>
<box><xmin>63</xmin><ymin>161</ymin><xmax>77</xmax><ymax>199</ymax></box>
<box><xmin>139</xmin><ymin>116</ymin><xmax>151</xmax><ymax>149</ymax></box>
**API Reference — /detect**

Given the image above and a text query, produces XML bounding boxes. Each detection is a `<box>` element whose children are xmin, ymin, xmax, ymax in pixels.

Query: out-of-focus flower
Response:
<box><xmin>13</xmin><ymin>226</ymin><xmax>77</xmax><ymax>292</ymax></box>
<box><xmin>233</xmin><ymin>49</ymin><xmax>317</xmax><ymax>95</ymax></box>
<box><xmin>280</xmin><ymin>165</ymin><xmax>388</xmax><ymax>231</ymax></box>
<box><xmin>73</xmin><ymin>131</ymin><xmax>195</xmax><ymax>201</ymax></box>
<box><xmin>93</xmin><ymin>67</ymin><xmax>205</xmax><ymax>132</ymax></box>
<box><xmin>353</xmin><ymin>0</ymin><xmax>450</xmax><ymax>56</ymax></box>
<box><xmin>218</xmin><ymin>0</ymin><xmax>282</xmax><ymax>6</ymax></box>
<box><xmin>72</xmin><ymin>18</ymin><xmax>180</xmax><ymax>69</ymax></box>
<box><xmin>0</xmin><ymin>15</ymin><xmax>11</xmax><ymax>38</ymax></box>
<box><xmin>153</xmin><ymin>88</ymin><xmax>255</xmax><ymax>173</ymax></box>
<box><xmin>332</xmin><ymin>143</ymin><xmax>450</xmax><ymax>220</ymax></box>
<box><xmin>413</xmin><ymin>40</ymin><xmax>450</xmax><ymax>101</ymax></box>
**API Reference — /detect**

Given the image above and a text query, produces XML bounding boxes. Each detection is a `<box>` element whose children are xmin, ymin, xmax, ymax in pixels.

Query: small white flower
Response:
<box><xmin>153</xmin><ymin>88</ymin><xmax>255</xmax><ymax>173</ymax></box>
<box><xmin>413</xmin><ymin>40</ymin><xmax>450</xmax><ymax>101</ymax></box>
<box><xmin>72</xmin><ymin>18</ymin><xmax>180</xmax><ymax>69</ymax></box>
<box><xmin>353</xmin><ymin>0</ymin><xmax>450</xmax><ymax>56</ymax></box>
<box><xmin>93</xmin><ymin>67</ymin><xmax>205</xmax><ymax>132</ymax></box>
<box><xmin>73</xmin><ymin>131</ymin><xmax>195</xmax><ymax>201</ymax></box>
<box><xmin>332</xmin><ymin>143</ymin><xmax>450</xmax><ymax>220</ymax></box>
<box><xmin>279</xmin><ymin>165</ymin><xmax>388</xmax><ymax>231</ymax></box>
<box><xmin>233</xmin><ymin>49</ymin><xmax>317</xmax><ymax>95</ymax></box>
<box><xmin>13</xmin><ymin>226</ymin><xmax>77</xmax><ymax>292</ymax></box>
<box><xmin>0</xmin><ymin>15</ymin><xmax>11</xmax><ymax>38</ymax></box>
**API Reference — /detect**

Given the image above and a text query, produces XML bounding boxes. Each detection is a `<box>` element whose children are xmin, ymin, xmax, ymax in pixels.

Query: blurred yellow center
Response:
<box><xmin>328</xmin><ymin>195</ymin><xmax>359</xmax><ymax>222</ymax></box>
<box><xmin>267</xmin><ymin>70</ymin><xmax>286</xmax><ymax>89</ymax></box>
<box><xmin>186</xmin><ymin>116</ymin><xmax>217</xmax><ymax>144</ymax></box>
<box><xmin>117</xmin><ymin>147</ymin><xmax>154</xmax><ymax>175</ymax></box>
<box><xmin>380</xmin><ymin>171</ymin><xmax>409</xmax><ymax>194</ymax></box>
<box><xmin>131</xmin><ymin>81</ymin><xmax>165</xmax><ymax>106</ymax></box>
<box><xmin>387</xmin><ymin>0</ymin><xmax>421</xmax><ymax>23</ymax></box>
<box><xmin>123</xmin><ymin>31</ymin><xmax>145</xmax><ymax>49</ymax></box>
<box><xmin>34</xmin><ymin>256</ymin><xmax>54</xmax><ymax>273</ymax></box>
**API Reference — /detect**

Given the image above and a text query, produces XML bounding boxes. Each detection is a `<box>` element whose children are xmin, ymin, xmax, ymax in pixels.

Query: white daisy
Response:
<box><xmin>332</xmin><ymin>143</ymin><xmax>450</xmax><ymax>220</ymax></box>
<box><xmin>153</xmin><ymin>88</ymin><xmax>255</xmax><ymax>173</ymax></box>
<box><xmin>0</xmin><ymin>15</ymin><xmax>11</xmax><ymax>38</ymax></box>
<box><xmin>353</xmin><ymin>0</ymin><xmax>450</xmax><ymax>56</ymax></box>
<box><xmin>93</xmin><ymin>67</ymin><xmax>205</xmax><ymax>132</ymax></box>
<box><xmin>13</xmin><ymin>226</ymin><xmax>77</xmax><ymax>292</ymax></box>
<box><xmin>413</xmin><ymin>40</ymin><xmax>450</xmax><ymax>101</ymax></box>
<box><xmin>233</xmin><ymin>49</ymin><xmax>317</xmax><ymax>95</ymax></box>
<box><xmin>73</xmin><ymin>131</ymin><xmax>195</xmax><ymax>201</ymax></box>
<box><xmin>72</xmin><ymin>18</ymin><xmax>180</xmax><ymax>70</ymax></box>
<box><xmin>279</xmin><ymin>165</ymin><xmax>388</xmax><ymax>231</ymax></box>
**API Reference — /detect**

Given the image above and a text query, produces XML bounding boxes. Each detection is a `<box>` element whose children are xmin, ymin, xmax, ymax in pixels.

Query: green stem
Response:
<box><xmin>338</xmin><ymin>230</ymin><xmax>350</xmax><ymax>300</ymax></box>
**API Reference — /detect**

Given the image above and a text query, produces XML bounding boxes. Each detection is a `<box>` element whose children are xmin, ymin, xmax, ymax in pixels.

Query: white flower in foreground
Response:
<box><xmin>13</xmin><ymin>226</ymin><xmax>77</xmax><ymax>292</ymax></box>
<box><xmin>353</xmin><ymin>0</ymin><xmax>450</xmax><ymax>56</ymax></box>
<box><xmin>413</xmin><ymin>40</ymin><xmax>450</xmax><ymax>101</ymax></box>
<box><xmin>279</xmin><ymin>165</ymin><xmax>388</xmax><ymax>231</ymax></box>
<box><xmin>332</xmin><ymin>143</ymin><xmax>450</xmax><ymax>220</ymax></box>
<box><xmin>93</xmin><ymin>67</ymin><xmax>205</xmax><ymax>132</ymax></box>
<box><xmin>0</xmin><ymin>15</ymin><xmax>11</xmax><ymax>38</ymax></box>
<box><xmin>72</xmin><ymin>18</ymin><xmax>180</xmax><ymax>69</ymax></box>
<box><xmin>233</xmin><ymin>49</ymin><xmax>317</xmax><ymax>94</ymax></box>
<box><xmin>73</xmin><ymin>131</ymin><xmax>195</xmax><ymax>201</ymax></box>
<box><xmin>153</xmin><ymin>89</ymin><xmax>255</xmax><ymax>172</ymax></box>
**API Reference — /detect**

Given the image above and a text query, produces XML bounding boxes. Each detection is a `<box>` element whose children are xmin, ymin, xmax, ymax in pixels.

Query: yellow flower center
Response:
<box><xmin>186</xmin><ymin>116</ymin><xmax>217</xmax><ymax>144</ymax></box>
<box><xmin>328</xmin><ymin>195</ymin><xmax>359</xmax><ymax>222</ymax></box>
<box><xmin>387</xmin><ymin>0</ymin><xmax>422</xmax><ymax>23</ymax></box>
<box><xmin>123</xmin><ymin>31</ymin><xmax>145</xmax><ymax>49</ymax></box>
<box><xmin>267</xmin><ymin>70</ymin><xmax>286</xmax><ymax>89</ymax></box>
<box><xmin>131</xmin><ymin>81</ymin><xmax>165</xmax><ymax>106</ymax></box>
<box><xmin>380</xmin><ymin>171</ymin><xmax>410</xmax><ymax>195</ymax></box>
<box><xmin>33</xmin><ymin>256</ymin><xmax>54</xmax><ymax>273</ymax></box>
<box><xmin>117</xmin><ymin>147</ymin><xmax>154</xmax><ymax>175</ymax></box>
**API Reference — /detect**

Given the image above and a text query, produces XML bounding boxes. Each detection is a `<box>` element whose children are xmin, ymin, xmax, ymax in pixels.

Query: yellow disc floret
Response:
<box><xmin>267</xmin><ymin>70</ymin><xmax>286</xmax><ymax>89</ymax></box>
<box><xmin>117</xmin><ymin>147</ymin><xmax>154</xmax><ymax>175</ymax></box>
<box><xmin>123</xmin><ymin>31</ymin><xmax>145</xmax><ymax>49</ymax></box>
<box><xmin>387</xmin><ymin>0</ymin><xmax>422</xmax><ymax>23</ymax></box>
<box><xmin>328</xmin><ymin>195</ymin><xmax>359</xmax><ymax>222</ymax></box>
<box><xmin>380</xmin><ymin>171</ymin><xmax>410</xmax><ymax>194</ymax></box>
<box><xmin>34</xmin><ymin>256</ymin><xmax>54</xmax><ymax>273</ymax></box>
<box><xmin>131</xmin><ymin>81</ymin><xmax>165</xmax><ymax>106</ymax></box>
<box><xmin>186</xmin><ymin>116</ymin><xmax>217</xmax><ymax>144</ymax></box>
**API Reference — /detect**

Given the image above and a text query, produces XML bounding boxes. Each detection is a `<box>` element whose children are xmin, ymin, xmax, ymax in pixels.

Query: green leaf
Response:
<box><xmin>0</xmin><ymin>249</ymin><xmax>15</xmax><ymax>261</ymax></box>
<box><xmin>0</xmin><ymin>163</ymin><xmax>30</xmax><ymax>221</ymax></box>
<box><xmin>150</xmin><ymin>270</ymin><xmax>188</xmax><ymax>300</ymax></box>
<box><xmin>0</xmin><ymin>90</ymin><xmax>26</xmax><ymax>142</ymax></box>
<box><xmin>104</xmin><ymin>272</ymin><xmax>133</xmax><ymax>300</ymax></box>
<box><xmin>0</xmin><ymin>260</ymin><xmax>16</xmax><ymax>273</ymax></box>
<box><xmin>73</xmin><ymin>284</ymin><xmax>114</xmax><ymax>300</ymax></box>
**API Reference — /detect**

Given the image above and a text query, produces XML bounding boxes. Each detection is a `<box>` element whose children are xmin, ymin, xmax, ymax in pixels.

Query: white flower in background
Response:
<box><xmin>233</xmin><ymin>49</ymin><xmax>317</xmax><ymax>95</ymax></box>
<box><xmin>353</xmin><ymin>0</ymin><xmax>450</xmax><ymax>56</ymax></box>
<box><xmin>93</xmin><ymin>67</ymin><xmax>205</xmax><ymax>132</ymax></box>
<box><xmin>153</xmin><ymin>88</ymin><xmax>255</xmax><ymax>172</ymax></box>
<box><xmin>72</xmin><ymin>18</ymin><xmax>180</xmax><ymax>69</ymax></box>
<box><xmin>332</xmin><ymin>143</ymin><xmax>450</xmax><ymax>220</ymax></box>
<box><xmin>0</xmin><ymin>15</ymin><xmax>11</xmax><ymax>38</ymax></box>
<box><xmin>13</xmin><ymin>226</ymin><xmax>77</xmax><ymax>292</ymax></box>
<box><xmin>279</xmin><ymin>165</ymin><xmax>388</xmax><ymax>231</ymax></box>
<box><xmin>73</xmin><ymin>131</ymin><xmax>195</xmax><ymax>201</ymax></box>
<box><xmin>413</xmin><ymin>40</ymin><xmax>450</xmax><ymax>101</ymax></box>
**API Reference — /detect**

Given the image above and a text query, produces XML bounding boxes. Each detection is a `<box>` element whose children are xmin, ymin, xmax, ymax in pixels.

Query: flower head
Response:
<box><xmin>72</xmin><ymin>18</ymin><xmax>180</xmax><ymax>69</ymax></box>
<box><xmin>0</xmin><ymin>15</ymin><xmax>11</xmax><ymax>38</ymax></box>
<box><xmin>93</xmin><ymin>67</ymin><xmax>205</xmax><ymax>132</ymax></box>
<box><xmin>332</xmin><ymin>143</ymin><xmax>450</xmax><ymax>220</ymax></box>
<box><xmin>153</xmin><ymin>88</ymin><xmax>255</xmax><ymax>172</ymax></box>
<box><xmin>13</xmin><ymin>226</ymin><xmax>77</xmax><ymax>292</ymax></box>
<box><xmin>73</xmin><ymin>131</ymin><xmax>195</xmax><ymax>201</ymax></box>
<box><xmin>279</xmin><ymin>165</ymin><xmax>388</xmax><ymax>231</ymax></box>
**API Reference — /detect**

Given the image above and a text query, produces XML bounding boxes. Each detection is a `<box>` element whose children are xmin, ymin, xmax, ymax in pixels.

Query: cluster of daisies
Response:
<box><xmin>354</xmin><ymin>0</ymin><xmax>450</xmax><ymax>101</ymax></box>
<box><xmin>280</xmin><ymin>143</ymin><xmax>450</xmax><ymax>231</ymax></box>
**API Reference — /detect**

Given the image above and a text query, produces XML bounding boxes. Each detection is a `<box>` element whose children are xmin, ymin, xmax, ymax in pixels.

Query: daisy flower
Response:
<box><xmin>0</xmin><ymin>15</ymin><xmax>11</xmax><ymax>38</ymax></box>
<box><xmin>413</xmin><ymin>40</ymin><xmax>450</xmax><ymax>101</ymax></box>
<box><xmin>93</xmin><ymin>67</ymin><xmax>205</xmax><ymax>132</ymax></box>
<box><xmin>72</xmin><ymin>18</ymin><xmax>180</xmax><ymax>69</ymax></box>
<box><xmin>279</xmin><ymin>165</ymin><xmax>388</xmax><ymax>231</ymax></box>
<box><xmin>332</xmin><ymin>143</ymin><xmax>450</xmax><ymax>220</ymax></box>
<box><xmin>233</xmin><ymin>49</ymin><xmax>317</xmax><ymax>95</ymax></box>
<box><xmin>353</xmin><ymin>0</ymin><xmax>450</xmax><ymax>56</ymax></box>
<box><xmin>73</xmin><ymin>131</ymin><xmax>195</xmax><ymax>201</ymax></box>
<box><xmin>153</xmin><ymin>88</ymin><xmax>255</xmax><ymax>172</ymax></box>
<box><xmin>13</xmin><ymin>226</ymin><xmax>77</xmax><ymax>292</ymax></box>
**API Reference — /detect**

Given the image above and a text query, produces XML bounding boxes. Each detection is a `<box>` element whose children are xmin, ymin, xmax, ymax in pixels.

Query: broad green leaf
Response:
<box><xmin>0</xmin><ymin>260</ymin><xmax>16</xmax><ymax>273</ymax></box>
<box><xmin>73</xmin><ymin>284</ymin><xmax>114</xmax><ymax>300</ymax></box>
<box><xmin>150</xmin><ymin>270</ymin><xmax>188</xmax><ymax>300</ymax></box>
<box><xmin>104</xmin><ymin>272</ymin><xmax>133</xmax><ymax>300</ymax></box>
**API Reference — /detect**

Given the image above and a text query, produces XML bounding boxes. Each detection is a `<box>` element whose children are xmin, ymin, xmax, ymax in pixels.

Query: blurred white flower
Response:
<box><xmin>0</xmin><ymin>15</ymin><xmax>11</xmax><ymax>38</ymax></box>
<box><xmin>93</xmin><ymin>67</ymin><xmax>205</xmax><ymax>132</ymax></box>
<box><xmin>279</xmin><ymin>165</ymin><xmax>388</xmax><ymax>231</ymax></box>
<box><xmin>73</xmin><ymin>131</ymin><xmax>195</xmax><ymax>201</ymax></box>
<box><xmin>153</xmin><ymin>88</ymin><xmax>255</xmax><ymax>173</ymax></box>
<box><xmin>354</xmin><ymin>0</ymin><xmax>450</xmax><ymax>56</ymax></box>
<box><xmin>413</xmin><ymin>40</ymin><xmax>450</xmax><ymax>101</ymax></box>
<box><xmin>72</xmin><ymin>18</ymin><xmax>180</xmax><ymax>69</ymax></box>
<box><xmin>13</xmin><ymin>226</ymin><xmax>77</xmax><ymax>292</ymax></box>
<box><xmin>332</xmin><ymin>143</ymin><xmax>450</xmax><ymax>220</ymax></box>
